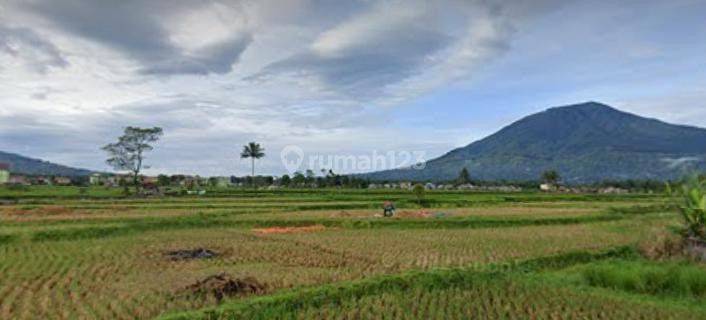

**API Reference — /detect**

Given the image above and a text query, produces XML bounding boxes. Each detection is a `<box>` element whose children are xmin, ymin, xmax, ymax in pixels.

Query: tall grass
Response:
<box><xmin>581</xmin><ymin>260</ymin><xmax>706</xmax><ymax>298</ymax></box>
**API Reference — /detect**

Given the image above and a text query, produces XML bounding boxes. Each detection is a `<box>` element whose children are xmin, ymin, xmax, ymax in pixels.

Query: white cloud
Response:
<box><xmin>1</xmin><ymin>0</ymin><xmax>703</xmax><ymax>176</ymax></box>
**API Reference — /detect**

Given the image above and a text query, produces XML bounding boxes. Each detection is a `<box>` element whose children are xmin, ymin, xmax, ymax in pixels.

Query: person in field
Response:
<box><xmin>383</xmin><ymin>201</ymin><xmax>396</xmax><ymax>217</ymax></box>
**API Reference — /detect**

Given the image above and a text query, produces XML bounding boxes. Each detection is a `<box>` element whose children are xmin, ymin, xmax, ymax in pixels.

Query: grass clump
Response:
<box><xmin>0</xmin><ymin>234</ymin><xmax>16</xmax><ymax>245</ymax></box>
<box><xmin>580</xmin><ymin>260</ymin><xmax>706</xmax><ymax>298</ymax></box>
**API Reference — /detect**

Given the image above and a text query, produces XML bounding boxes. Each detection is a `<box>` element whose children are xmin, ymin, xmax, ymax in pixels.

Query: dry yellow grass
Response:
<box><xmin>0</xmin><ymin>217</ymin><xmax>662</xmax><ymax>320</ymax></box>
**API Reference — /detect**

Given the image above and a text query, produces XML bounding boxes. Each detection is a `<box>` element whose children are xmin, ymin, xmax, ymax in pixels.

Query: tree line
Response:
<box><xmin>101</xmin><ymin>126</ymin><xmax>672</xmax><ymax>193</ymax></box>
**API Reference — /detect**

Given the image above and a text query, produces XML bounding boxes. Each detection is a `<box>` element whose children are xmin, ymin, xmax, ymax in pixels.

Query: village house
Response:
<box><xmin>32</xmin><ymin>176</ymin><xmax>51</xmax><ymax>185</ymax></box>
<box><xmin>0</xmin><ymin>163</ymin><xmax>9</xmax><ymax>184</ymax></box>
<box><xmin>53</xmin><ymin>177</ymin><xmax>73</xmax><ymax>186</ymax></box>
<box><xmin>456</xmin><ymin>184</ymin><xmax>475</xmax><ymax>190</ymax></box>
<box><xmin>106</xmin><ymin>175</ymin><xmax>124</xmax><ymax>186</ymax></box>
<box><xmin>9</xmin><ymin>175</ymin><xmax>30</xmax><ymax>185</ymax></box>
<box><xmin>89</xmin><ymin>173</ymin><xmax>105</xmax><ymax>185</ymax></box>
<box><xmin>180</xmin><ymin>176</ymin><xmax>198</xmax><ymax>188</ymax></box>
<box><xmin>215</xmin><ymin>177</ymin><xmax>232</xmax><ymax>188</ymax></box>
<box><xmin>142</xmin><ymin>176</ymin><xmax>160</xmax><ymax>185</ymax></box>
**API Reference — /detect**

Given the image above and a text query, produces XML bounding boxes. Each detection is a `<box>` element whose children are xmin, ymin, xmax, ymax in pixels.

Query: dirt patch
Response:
<box><xmin>394</xmin><ymin>210</ymin><xmax>447</xmax><ymax>219</ymax></box>
<box><xmin>166</xmin><ymin>248</ymin><xmax>218</xmax><ymax>261</ymax></box>
<box><xmin>186</xmin><ymin>273</ymin><xmax>265</xmax><ymax>302</ymax></box>
<box><xmin>334</xmin><ymin>210</ymin><xmax>352</xmax><ymax>217</ymax></box>
<box><xmin>4</xmin><ymin>206</ymin><xmax>74</xmax><ymax>216</ymax></box>
<box><xmin>252</xmin><ymin>224</ymin><xmax>326</xmax><ymax>235</ymax></box>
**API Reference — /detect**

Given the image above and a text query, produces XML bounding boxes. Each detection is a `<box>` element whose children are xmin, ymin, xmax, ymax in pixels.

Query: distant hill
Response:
<box><xmin>364</xmin><ymin>102</ymin><xmax>706</xmax><ymax>183</ymax></box>
<box><xmin>0</xmin><ymin>151</ymin><xmax>94</xmax><ymax>176</ymax></box>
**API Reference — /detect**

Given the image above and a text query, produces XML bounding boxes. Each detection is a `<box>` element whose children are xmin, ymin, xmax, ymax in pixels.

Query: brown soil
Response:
<box><xmin>334</xmin><ymin>210</ymin><xmax>352</xmax><ymax>217</ymax></box>
<box><xmin>186</xmin><ymin>273</ymin><xmax>265</xmax><ymax>302</ymax></box>
<box><xmin>4</xmin><ymin>206</ymin><xmax>74</xmax><ymax>216</ymax></box>
<box><xmin>166</xmin><ymin>248</ymin><xmax>218</xmax><ymax>261</ymax></box>
<box><xmin>252</xmin><ymin>225</ymin><xmax>326</xmax><ymax>235</ymax></box>
<box><xmin>395</xmin><ymin>210</ymin><xmax>433</xmax><ymax>218</ymax></box>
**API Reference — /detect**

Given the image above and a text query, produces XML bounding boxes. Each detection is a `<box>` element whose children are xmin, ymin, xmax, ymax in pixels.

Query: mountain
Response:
<box><xmin>364</xmin><ymin>102</ymin><xmax>706</xmax><ymax>183</ymax></box>
<box><xmin>0</xmin><ymin>151</ymin><xmax>94</xmax><ymax>176</ymax></box>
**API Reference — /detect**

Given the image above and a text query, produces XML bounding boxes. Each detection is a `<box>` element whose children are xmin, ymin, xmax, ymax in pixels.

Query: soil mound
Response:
<box><xmin>186</xmin><ymin>273</ymin><xmax>265</xmax><ymax>302</ymax></box>
<box><xmin>166</xmin><ymin>248</ymin><xmax>218</xmax><ymax>261</ymax></box>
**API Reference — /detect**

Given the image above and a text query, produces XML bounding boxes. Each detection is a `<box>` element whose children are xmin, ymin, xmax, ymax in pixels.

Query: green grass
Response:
<box><xmin>163</xmin><ymin>249</ymin><xmax>706</xmax><ymax>320</ymax></box>
<box><xmin>578</xmin><ymin>260</ymin><xmax>706</xmax><ymax>298</ymax></box>
<box><xmin>162</xmin><ymin>247</ymin><xmax>637</xmax><ymax>319</ymax></box>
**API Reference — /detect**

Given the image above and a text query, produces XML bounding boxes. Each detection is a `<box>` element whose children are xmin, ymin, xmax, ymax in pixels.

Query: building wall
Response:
<box><xmin>0</xmin><ymin>170</ymin><xmax>9</xmax><ymax>184</ymax></box>
<box><xmin>89</xmin><ymin>175</ymin><xmax>102</xmax><ymax>185</ymax></box>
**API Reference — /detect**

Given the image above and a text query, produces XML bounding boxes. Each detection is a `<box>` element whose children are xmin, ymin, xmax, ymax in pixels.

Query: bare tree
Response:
<box><xmin>102</xmin><ymin>127</ymin><xmax>163</xmax><ymax>192</ymax></box>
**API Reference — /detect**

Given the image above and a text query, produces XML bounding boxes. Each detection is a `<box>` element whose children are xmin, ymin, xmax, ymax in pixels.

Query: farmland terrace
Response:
<box><xmin>0</xmin><ymin>186</ymin><xmax>700</xmax><ymax>319</ymax></box>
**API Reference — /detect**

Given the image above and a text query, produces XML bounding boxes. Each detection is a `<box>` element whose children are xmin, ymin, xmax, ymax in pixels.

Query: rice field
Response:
<box><xmin>0</xmin><ymin>186</ymin><xmax>697</xmax><ymax>319</ymax></box>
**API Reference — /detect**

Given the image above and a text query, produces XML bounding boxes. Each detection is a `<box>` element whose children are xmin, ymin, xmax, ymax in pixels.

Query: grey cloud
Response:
<box><xmin>259</xmin><ymin>34</ymin><xmax>450</xmax><ymax>99</ymax></box>
<box><xmin>105</xmin><ymin>99</ymin><xmax>229</xmax><ymax>130</ymax></box>
<box><xmin>250</xmin><ymin>23</ymin><xmax>451</xmax><ymax>100</ymax></box>
<box><xmin>0</xmin><ymin>112</ymin><xmax>106</xmax><ymax>170</ymax></box>
<box><xmin>247</xmin><ymin>0</ymin><xmax>533</xmax><ymax>102</ymax></box>
<box><xmin>23</xmin><ymin>0</ymin><xmax>251</xmax><ymax>75</ymax></box>
<box><xmin>11</xmin><ymin>99</ymin><xmax>283</xmax><ymax>175</ymax></box>
<box><xmin>30</xmin><ymin>92</ymin><xmax>47</xmax><ymax>100</ymax></box>
<box><xmin>0</xmin><ymin>25</ymin><xmax>68</xmax><ymax>73</ymax></box>
<box><xmin>0</xmin><ymin>100</ymin><xmax>232</xmax><ymax>172</ymax></box>
<box><xmin>140</xmin><ymin>34</ymin><xmax>253</xmax><ymax>75</ymax></box>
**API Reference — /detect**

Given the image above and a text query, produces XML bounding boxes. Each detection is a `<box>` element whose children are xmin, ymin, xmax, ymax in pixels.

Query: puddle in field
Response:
<box><xmin>186</xmin><ymin>273</ymin><xmax>265</xmax><ymax>302</ymax></box>
<box><xmin>165</xmin><ymin>248</ymin><xmax>218</xmax><ymax>261</ymax></box>
<box><xmin>252</xmin><ymin>225</ymin><xmax>326</xmax><ymax>235</ymax></box>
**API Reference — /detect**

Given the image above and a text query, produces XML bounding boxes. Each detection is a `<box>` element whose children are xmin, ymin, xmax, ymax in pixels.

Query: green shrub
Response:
<box><xmin>667</xmin><ymin>177</ymin><xmax>706</xmax><ymax>239</ymax></box>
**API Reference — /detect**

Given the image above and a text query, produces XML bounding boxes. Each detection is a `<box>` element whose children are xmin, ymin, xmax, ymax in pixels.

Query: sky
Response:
<box><xmin>1</xmin><ymin>0</ymin><xmax>705</xmax><ymax>176</ymax></box>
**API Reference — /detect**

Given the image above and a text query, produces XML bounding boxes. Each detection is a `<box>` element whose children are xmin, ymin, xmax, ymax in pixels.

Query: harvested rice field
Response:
<box><xmin>1</xmin><ymin>186</ymin><xmax>697</xmax><ymax>319</ymax></box>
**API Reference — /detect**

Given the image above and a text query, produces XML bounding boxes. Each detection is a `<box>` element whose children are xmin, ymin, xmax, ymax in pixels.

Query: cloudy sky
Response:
<box><xmin>1</xmin><ymin>0</ymin><xmax>705</xmax><ymax>176</ymax></box>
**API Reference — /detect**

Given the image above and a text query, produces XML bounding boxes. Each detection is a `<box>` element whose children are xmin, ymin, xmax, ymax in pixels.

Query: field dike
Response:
<box><xmin>25</xmin><ymin>210</ymin><xmax>643</xmax><ymax>242</ymax></box>
<box><xmin>160</xmin><ymin>246</ymin><xmax>637</xmax><ymax>319</ymax></box>
<box><xmin>26</xmin><ymin>202</ymin><xmax>670</xmax><ymax>243</ymax></box>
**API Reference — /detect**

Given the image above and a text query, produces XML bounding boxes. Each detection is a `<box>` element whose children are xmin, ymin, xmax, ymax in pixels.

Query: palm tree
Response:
<box><xmin>241</xmin><ymin>142</ymin><xmax>265</xmax><ymax>178</ymax></box>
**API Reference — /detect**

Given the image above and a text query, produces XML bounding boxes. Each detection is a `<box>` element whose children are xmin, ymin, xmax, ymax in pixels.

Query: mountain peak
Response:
<box><xmin>364</xmin><ymin>102</ymin><xmax>706</xmax><ymax>183</ymax></box>
<box><xmin>0</xmin><ymin>151</ymin><xmax>94</xmax><ymax>177</ymax></box>
<box><xmin>546</xmin><ymin>101</ymin><xmax>617</xmax><ymax>113</ymax></box>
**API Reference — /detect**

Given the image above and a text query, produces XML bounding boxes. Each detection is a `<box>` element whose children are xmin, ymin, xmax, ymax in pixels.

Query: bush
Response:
<box><xmin>667</xmin><ymin>177</ymin><xmax>706</xmax><ymax>240</ymax></box>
